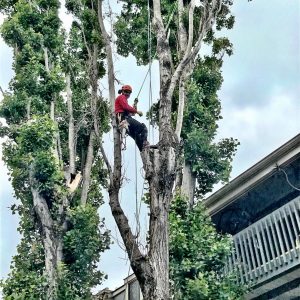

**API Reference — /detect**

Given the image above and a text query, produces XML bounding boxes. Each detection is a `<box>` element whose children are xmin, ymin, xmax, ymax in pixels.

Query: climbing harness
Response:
<box><xmin>117</xmin><ymin>97</ymin><xmax>139</xmax><ymax>151</ymax></box>
<box><xmin>117</xmin><ymin>112</ymin><xmax>129</xmax><ymax>150</ymax></box>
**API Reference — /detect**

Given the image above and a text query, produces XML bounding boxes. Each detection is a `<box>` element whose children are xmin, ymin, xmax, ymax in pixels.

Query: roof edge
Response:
<box><xmin>204</xmin><ymin>134</ymin><xmax>300</xmax><ymax>215</ymax></box>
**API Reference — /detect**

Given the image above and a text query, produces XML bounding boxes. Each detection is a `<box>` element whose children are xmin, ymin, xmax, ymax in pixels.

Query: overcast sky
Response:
<box><xmin>1</xmin><ymin>0</ymin><xmax>300</xmax><ymax>295</ymax></box>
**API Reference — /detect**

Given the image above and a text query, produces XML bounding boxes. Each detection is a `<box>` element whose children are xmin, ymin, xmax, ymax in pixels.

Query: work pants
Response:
<box><xmin>126</xmin><ymin>116</ymin><xmax>148</xmax><ymax>151</ymax></box>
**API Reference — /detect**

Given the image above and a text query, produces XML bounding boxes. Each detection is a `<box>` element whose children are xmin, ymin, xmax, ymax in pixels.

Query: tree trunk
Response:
<box><xmin>97</xmin><ymin>0</ymin><xmax>225</xmax><ymax>298</ymax></box>
<box><xmin>181</xmin><ymin>162</ymin><xmax>196</xmax><ymax>207</ymax></box>
<box><xmin>31</xmin><ymin>186</ymin><xmax>59</xmax><ymax>300</ymax></box>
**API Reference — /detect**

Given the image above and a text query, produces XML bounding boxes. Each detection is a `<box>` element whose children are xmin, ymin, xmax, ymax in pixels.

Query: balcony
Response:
<box><xmin>226</xmin><ymin>195</ymin><xmax>300</xmax><ymax>289</ymax></box>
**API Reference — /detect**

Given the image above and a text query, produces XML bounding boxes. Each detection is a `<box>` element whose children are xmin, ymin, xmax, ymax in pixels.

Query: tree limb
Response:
<box><xmin>177</xmin><ymin>0</ymin><xmax>188</xmax><ymax>56</ymax></box>
<box><xmin>66</xmin><ymin>73</ymin><xmax>76</xmax><ymax>176</ymax></box>
<box><xmin>175</xmin><ymin>77</ymin><xmax>186</xmax><ymax>139</ymax></box>
<box><xmin>0</xmin><ymin>85</ymin><xmax>4</xmax><ymax>97</ymax></box>
<box><xmin>152</xmin><ymin>0</ymin><xmax>173</xmax><ymax>81</ymax></box>
<box><xmin>167</xmin><ymin>0</ymin><xmax>222</xmax><ymax>106</ymax></box>
<box><xmin>99</xmin><ymin>142</ymin><xmax>112</xmax><ymax>181</ymax></box>
<box><xmin>81</xmin><ymin>130</ymin><xmax>95</xmax><ymax>205</ymax></box>
<box><xmin>97</xmin><ymin>0</ymin><xmax>116</xmax><ymax>109</ymax></box>
<box><xmin>186</xmin><ymin>0</ymin><xmax>196</xmax><ymax>56</ymax></box>
<box><xmin>78</xmin><ymin>4</ymin><xmax>92</xmax><ymax>60</ymax></box>
<box><xmin>29</xmin><ymin>168</ymin><xmax>57</xmax><ymax>299</ymax></box>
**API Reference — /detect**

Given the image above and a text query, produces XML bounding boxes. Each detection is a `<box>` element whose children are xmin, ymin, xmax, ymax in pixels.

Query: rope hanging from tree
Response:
<box><xmin>127</xmin><ymin>0</ymin><xmax>178</xmax><ymax>252</ymax></box>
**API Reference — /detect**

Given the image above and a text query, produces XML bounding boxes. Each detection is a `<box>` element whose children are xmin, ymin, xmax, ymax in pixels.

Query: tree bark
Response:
<box><xmin>27</xmin><ymin>98</ymin><xmax>31</xmax><ymax>120</ymax></box>
<box><xmin>66</xmin><ymin>74</ymin><xmax>76</xmax><ymax>176</ymax></box>
<box><xmin>178</xmin><ymin>0</ymin><xmax>188</xmax><ymax>57</ymax></box>
<box><xmin>31</xmin><ymin>184</ymin><xmax>58</xmax><ymax>300</ymax></box>
<box><xmin>175</xmin><ymin>77</ymin><xmax>185</xmax><ymax>139</ymax></box>
<box><xmin>97</xmin><ymin>1</ymin><xmax>223</xmax><ymax>299</ymax></box>
<box><xmin>181</xmin><ymin>162</ymin><xmax>196</xmax><ymax>207</ymax></box>
<box><xmin>81</xmin><ymin>130</ymin><xmax>95</xmax><ymax>205</ymax></box>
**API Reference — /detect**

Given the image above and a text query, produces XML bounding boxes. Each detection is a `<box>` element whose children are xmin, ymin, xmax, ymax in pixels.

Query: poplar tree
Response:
<box><xmin>0</xmin><ymin>0</ymin><xmax>110</xmax><ymax>298</ymax></box>
<box><xmin>99</xmin><ymin>0</ymin><xmax>240</xmax><ymax>299</ymax></box>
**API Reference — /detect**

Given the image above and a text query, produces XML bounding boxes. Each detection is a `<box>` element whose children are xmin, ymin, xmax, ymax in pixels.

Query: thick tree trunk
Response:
<box><xmin>140</xmin><ymin>147</ymin><xmax>176</xmax><ymax>300</ymax></box>
<box><xmin>96</xmin><ymin>0</ymin><xmax>224</xmax><ymax>298</ymax></box>
<box><xmin>98</xmin><ymin>0</ymin><xmax>226</xmax><ymax>300</ymax></box>
<box><xmin>31</xmin><ymin>186</ymin><xmax>60</xmax><ymax>300</ymax></box>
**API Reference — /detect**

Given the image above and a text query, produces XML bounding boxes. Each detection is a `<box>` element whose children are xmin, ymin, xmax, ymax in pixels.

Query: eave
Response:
<box><xmin>204</xmin><ymin>134</ymin><xmax>300</xmax><ymax>216</ymax></box>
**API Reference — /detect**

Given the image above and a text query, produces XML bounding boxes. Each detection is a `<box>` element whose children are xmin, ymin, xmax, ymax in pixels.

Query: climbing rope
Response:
<box><xmin>131</xmin><ymin>0</ymin><xmax>178</xmax><ymax>249</ymax></box>
<box><xmin>135</xmin><ymin>0</ymin><xmax>177</xmax><ymax>100</ymax></box>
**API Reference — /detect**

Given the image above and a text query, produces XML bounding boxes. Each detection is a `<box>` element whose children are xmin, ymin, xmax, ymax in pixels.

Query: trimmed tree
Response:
<box><xmin>98</xmin><ymin>0</ymin><xmax>239</xmax><ymax>299</ymax></box>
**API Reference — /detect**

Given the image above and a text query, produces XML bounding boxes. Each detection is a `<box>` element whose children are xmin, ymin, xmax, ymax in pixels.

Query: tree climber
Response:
<box><xmin>115</xmin><ymin>84</ymin><xmax>151</xmax><ymax>151</ymax></box>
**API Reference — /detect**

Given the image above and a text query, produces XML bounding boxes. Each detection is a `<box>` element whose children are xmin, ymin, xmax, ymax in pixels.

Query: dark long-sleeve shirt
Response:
<box><xmin>115</xmin><ymin>94</ymin><xmax>137</xmax><ymax>114</ymax></box>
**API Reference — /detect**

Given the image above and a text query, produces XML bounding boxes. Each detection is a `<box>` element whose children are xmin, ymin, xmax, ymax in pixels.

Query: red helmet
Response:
<box><xmin>122</xmin><ymin>85</ymin><xmax>132</xmax><ymax>92</ymax></box>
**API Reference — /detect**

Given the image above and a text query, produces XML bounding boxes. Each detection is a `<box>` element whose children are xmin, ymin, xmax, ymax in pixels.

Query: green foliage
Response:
<box><xmin>63</xmin><ymin>204</ymin><xmax>110</xmax><ymax>298</ymax></box>
<box><xmin>115</xmin><ymin>0</ymin><xmax>235</xmax><ymax>65</ymax></box>
<box><xmin>17</xmin><ymin>116</ymin><xmax>56</xmax><ymax>154</ymax></box>
<box><xmin>182</xmin><ymin>59</ymin><xmax>239</xmax><ymax>197</ymax></box>
<box><xmin>0</xmin><ymin>0</ymin><xmax>110</xmax><ymax>298</ymax></box>
<box><xmin>170</xmin><ymin>194</ymin><xmax>245</xmax><ymax>299</ymax></box>
<box><xmin>1</xmin><ymin>234</ymin><xmax>47</xmax><ymax>300</ymax></box>
<box><xmin>56</xmin><ymin>263</ymin><xmax>81</xmax><ymax>300</ymax></box>
<box><xmin>0</xmin><ymin>93</ymin><xmax>27</xmax><ymax>124</ymax></box>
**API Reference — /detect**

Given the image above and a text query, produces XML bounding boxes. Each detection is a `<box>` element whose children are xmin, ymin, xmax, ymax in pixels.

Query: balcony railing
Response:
<box><xmin>226</xmin><ymin>195</ymin><xmax>300</xmax><ymax>285</ymax></box>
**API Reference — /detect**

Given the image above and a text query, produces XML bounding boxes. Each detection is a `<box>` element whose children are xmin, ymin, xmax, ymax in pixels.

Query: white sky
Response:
<box><xmin>1</xmin><ymin>0</ymin><xmax>300</xmax><ymax>294</ymax></box>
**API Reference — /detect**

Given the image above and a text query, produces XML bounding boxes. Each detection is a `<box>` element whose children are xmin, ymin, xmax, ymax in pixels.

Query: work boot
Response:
<box><xmin>142</xmin><ymin>141</ymin><xmax>158</xmax><ymax>150</ymax></box>
<box><xmin>142</xmin><ymin>141</ymin><xmax>150</xmax><ymax>150</ymax></box>
<box><xmin>149</xmin><ymin>144</ymin><xmax>158</xmax><ymax>149</ymax></box>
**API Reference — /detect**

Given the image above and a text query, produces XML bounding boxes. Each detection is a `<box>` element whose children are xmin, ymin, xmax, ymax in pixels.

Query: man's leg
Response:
<box><xmin>127</xmin><ymin>117</ymin><xmax>148</xmax><ymax>151</ymax></box>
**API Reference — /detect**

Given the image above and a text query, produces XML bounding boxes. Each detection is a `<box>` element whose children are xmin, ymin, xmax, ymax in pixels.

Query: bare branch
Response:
<box><xmin>99</xmin><ymin>142</ymin><xmax>113</xmax><ymax>180</ymax></box>
<box><xmin>0</xmin><ymin>86</ymin><xmax>5</xmax><ymax>97</ymax></box>
<box><xmin>167</xmin><ymin>0</ymin><xmax>222</xmax><ymax>105</ymax></box>
<box><xmin>97</xmin><ymin>0</ymin><xmax>116</xmax><ymax>109</ymax></box>
<box><xmin>78</xmin><ymin>0</ymin><xmax>92</xmax><ymax>59</ymax></box>
<box><xmin>66</xmin><ymin>74</ymin><xmax>76</xmax><ymax>175</ymax></box>
<box><xmin>81</xmin><ymin>130</ymin><xmax>95</xmax><ymax>205</ymax></box>
<box><xmin>57</xmin><ymin>131</ymin><xmax>63</xmax><ymax>168</ymax></box>
<box><xmin>29</xmin><ymin>168</ymin><xmax>57</xmax><ymax>298</ymax></box>
<box><xmin>97</xmin><ymin>0</ymin><xmax>146</xmax><ymax>284</ymax></box>
<box><xmin>27</xmin><ymin>98</ymin><xmax>31</xmax><ymax>120</ymax></box>
<box><xmin>43</xmin><ymin>47</ymin><xmax>50</xmax><ymax>72</ymax></box>
<box><xmin>177</xmin><ymin>0</ymin><xmax>187</xmax><ymax>56</ymax></box>
<box><xmin>186</xmin><ymin>0</ymin><xmax>196</xmax><ymax>55</ymax></box>
<box><xmin>152</xmin><ymin>0</ymin><xmax>173</xmax><ymax>77</ymax></box>
<box><xmin>175</xmin><ymin>77</ymin><xmax>185</xmax><ymax>139</ymax></box>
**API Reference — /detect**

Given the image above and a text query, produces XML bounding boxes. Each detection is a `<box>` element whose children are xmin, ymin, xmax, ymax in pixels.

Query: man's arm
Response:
<box><xmin>119</xmin><ymin>96</ymin><xmax>138</xmax><ymax>114</ymax></box>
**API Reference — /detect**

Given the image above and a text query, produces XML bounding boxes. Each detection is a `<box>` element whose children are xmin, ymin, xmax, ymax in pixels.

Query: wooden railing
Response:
<box><xmin>225</xmin><ymin>196</ymin><xmax>300</xmax><ymax>285</ymax></box>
